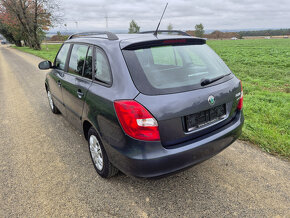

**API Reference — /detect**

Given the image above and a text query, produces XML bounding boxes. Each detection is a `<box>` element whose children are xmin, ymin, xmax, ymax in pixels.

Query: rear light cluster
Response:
<box><xmin>237</xmin><ymin>81</ymin><xmax>243</xmax><ymax>110</ymax></box>
<box><xmin>114</xmin><ymin>100</ymin><xmax>160</xmax><ymax>141</ymax></box>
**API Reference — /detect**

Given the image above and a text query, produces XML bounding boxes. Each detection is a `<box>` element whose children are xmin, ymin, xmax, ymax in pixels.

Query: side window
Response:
<box><xmin>83</xmin><ymin>47</ymin><xmax>93</xmax><ymax>79</ymax></box>
<box><xmin>94</xmin><ymin>48</ymin><xmax>112</xmax><ymax>84</ymax></box>
<box><xmin>68</xmin><ymin>44</ymin><xmax>88</xmax><ymax>76</ymax></box>
<box><xmin>55</xmin><ymin>43</ymin><xmax>70</xmax><ymax>70</ymax></box>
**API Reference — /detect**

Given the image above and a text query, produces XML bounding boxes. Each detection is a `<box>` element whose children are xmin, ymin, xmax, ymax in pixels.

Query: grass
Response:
<box><xmin>13</xmin><ymin>39</ymin><xmax>290</xmax><ymax>158</ymax></box>
<box><xmin>207</xmin><ymin>39</ymin><xmax>290</xmax><ymax>158</ymax></box>
<box><xmin>13</xmin><ymin>44</ymin><xmax>62</xmax><ymax>62</ymax></box>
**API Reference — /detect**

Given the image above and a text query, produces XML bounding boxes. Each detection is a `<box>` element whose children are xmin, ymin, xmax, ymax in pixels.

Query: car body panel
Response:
<box><xmin>61</xmin><ymin>74</ymin><xmax>92</xmax><ymax>130</ymax></box>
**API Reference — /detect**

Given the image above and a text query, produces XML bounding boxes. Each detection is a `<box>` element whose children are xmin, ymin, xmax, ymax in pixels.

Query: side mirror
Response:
<box><xmin>38</xmin><ymin>60</ymin><xmax>52</xmax><ymax>70</ymax></box>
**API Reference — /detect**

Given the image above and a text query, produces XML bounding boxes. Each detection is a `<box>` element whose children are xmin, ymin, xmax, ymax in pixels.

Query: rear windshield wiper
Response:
<box><xmin>201</xmin><ymin>74</ymin><xmax>229</xmax><ymax>86</ymax></box>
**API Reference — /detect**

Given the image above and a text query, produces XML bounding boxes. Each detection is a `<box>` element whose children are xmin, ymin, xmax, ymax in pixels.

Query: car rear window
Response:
<box><xmin>122</xmin><ymin>43</ymin><xmax>232</xmax><ymax>95</ymax></box>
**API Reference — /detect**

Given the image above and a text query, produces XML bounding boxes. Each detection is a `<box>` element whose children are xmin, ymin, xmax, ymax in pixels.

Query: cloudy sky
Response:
<box><xmin>53</xmin><ymin>0</ymin><xmax>290</xmax><ymax>32</ymax></box>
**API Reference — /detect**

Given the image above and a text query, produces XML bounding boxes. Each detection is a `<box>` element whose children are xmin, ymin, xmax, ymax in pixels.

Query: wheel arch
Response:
<box><xmin>82</xmin><ymin>119</ymin><xmax>102</xmax><ymax>141</ymax></box>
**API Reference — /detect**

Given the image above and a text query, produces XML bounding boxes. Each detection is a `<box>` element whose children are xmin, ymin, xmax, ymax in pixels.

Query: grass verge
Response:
<box><xmin>13</xmin><ymin>44</ymin><xmax>62</xmax><ymax>62</ymax></box>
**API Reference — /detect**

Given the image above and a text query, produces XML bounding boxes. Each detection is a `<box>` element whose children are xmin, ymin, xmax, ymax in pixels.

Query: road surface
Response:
<box><xmin>0</xmin><ymin>45</ymin><xmax>289</xmax><ymax>217</ymax></box>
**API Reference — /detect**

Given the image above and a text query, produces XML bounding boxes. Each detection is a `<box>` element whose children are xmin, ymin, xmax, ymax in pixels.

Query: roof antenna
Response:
<box><xmin>154</xmin><ymin>3</ymin><xmax>168</xmax><ymax>36</ymax></box>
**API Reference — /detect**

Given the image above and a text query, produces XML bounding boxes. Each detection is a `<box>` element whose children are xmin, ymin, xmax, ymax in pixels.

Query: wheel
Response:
<box><xmin>47</xmin><ymin>90</ymin><xmax>60</xmax><ymax>114</ymax></box>
<box><xmin>88</xmin><ymin>127</ymin><xmax>119</xmax><ymax>178</ymax></box>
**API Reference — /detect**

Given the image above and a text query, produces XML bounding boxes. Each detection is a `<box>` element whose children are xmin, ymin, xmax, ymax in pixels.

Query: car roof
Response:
<box><xmin>65</xmin><ymin>33</ymin><xmax>205</xmax><ymax>49</ymax></box>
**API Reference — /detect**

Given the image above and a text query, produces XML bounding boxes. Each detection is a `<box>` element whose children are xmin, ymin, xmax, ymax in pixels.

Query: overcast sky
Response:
<box><xmin>52</xmin><ymin>0</ymin><xmax>290</xmax><ymax>33</ymax></box>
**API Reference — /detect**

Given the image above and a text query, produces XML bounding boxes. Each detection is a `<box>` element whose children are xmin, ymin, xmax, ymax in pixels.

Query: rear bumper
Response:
<box><xmin>107</xmin><ymin>111</ymin><xmax>244</xmax><ymax>178</ymax></box>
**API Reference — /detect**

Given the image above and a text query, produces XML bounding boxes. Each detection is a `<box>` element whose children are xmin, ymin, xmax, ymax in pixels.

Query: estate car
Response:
<box><xmin>39</xmin><ymin>31</ymin><xmax>244</xmax><ymax>178</ymax></box>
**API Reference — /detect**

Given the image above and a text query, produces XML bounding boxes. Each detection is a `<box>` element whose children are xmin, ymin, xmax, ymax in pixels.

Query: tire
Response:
<box><xmin>47</xmin><ymin>89</ymin><xmax>60</xmax><ymax>114</ymax></box>
<box><xmin>88</xmin><ymin>127</ymin><xmax>119</xmax><ymax>178</ymax></box>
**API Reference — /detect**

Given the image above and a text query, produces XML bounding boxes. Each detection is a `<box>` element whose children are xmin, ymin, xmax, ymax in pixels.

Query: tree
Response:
<box><xmin>167</xmin><ymin>23</ymin><xmax>173</xmax><ymax>31</ymax></box>
<box><xmin>0</xmin><ymin>21</ymin><xmax>22</xmax><ymax>46</ymax></box>
<box><xmin>0</xmin><ymin>0</ymin><xmax>60</xmax><ymax>50</ymax></box>
<box><xmin>210</xmin><ymin>30</ymin><xmax>223</xmax><ymax>39</ymax></box>
<box><xmin>128</xmin><ymin>20</ymin><xmax>140</xmax><ymax>33</ymax></box>
<box><xmin>0</xmin><ymin>7</ymin><xmax>23</xmax><ymax>46</ymax></box>
<box><xmin>167</xmin><ymin>23</ymin><xmax>173</xmax><ymax>34</ymax></box>
<box><xmin>194</xmin><ymin>23</ymin><xmax>204</xmax><ymax>37</ymax></box>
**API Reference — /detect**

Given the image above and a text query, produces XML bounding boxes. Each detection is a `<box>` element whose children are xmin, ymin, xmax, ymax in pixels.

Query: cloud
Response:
<box><xmin>53</xmin><ymin>0</ymin><xmax>290</xmax><ymax>32</ymax></box>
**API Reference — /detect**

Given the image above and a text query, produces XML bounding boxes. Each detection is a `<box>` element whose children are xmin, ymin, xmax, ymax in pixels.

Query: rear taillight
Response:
<box><xmin>237</xmin><ymin>81</ymin><xmax>243</xmax><ymax>110</ymax></box>
<box><xmin>114</xmin><ymin>100</ymin><xmax>160</xmax><ymax>141</ymax></box>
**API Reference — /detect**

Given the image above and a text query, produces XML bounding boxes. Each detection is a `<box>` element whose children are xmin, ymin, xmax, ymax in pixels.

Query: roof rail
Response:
<box><xmin>68</xmin><ymin>31</ymin><xmax>119</xmax><ymax>40</ymax></box>
<box><xmin>139</xmin><ymin>30</ymin><xmax>191</xmax><ymax>36</ymax></box>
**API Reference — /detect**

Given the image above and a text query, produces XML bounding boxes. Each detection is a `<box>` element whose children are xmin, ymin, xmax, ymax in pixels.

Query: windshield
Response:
<box><xmin>122</xmin><ymin>44</ymin><xmax>232</xmax><ymax>95</ymax></box>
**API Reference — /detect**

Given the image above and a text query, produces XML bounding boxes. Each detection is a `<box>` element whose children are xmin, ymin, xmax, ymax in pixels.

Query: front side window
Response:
<box><xmin>94</xmin><ymin>48</ymin><xmax>111</xmax><ymax>84</ymax></box>
<box><xmin>55</xmin><ymin>43</ymin><xmax>70</xmax><ymax>70</ymax></box>
<box><xmin>68</xmin><ymin>44</ymin><xmax>88</xmax><ymax>76</ymax></box>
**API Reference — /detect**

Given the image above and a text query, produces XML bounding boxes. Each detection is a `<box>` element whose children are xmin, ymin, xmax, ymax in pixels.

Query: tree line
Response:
<box><xmin>238</xmin><ymin>29</ymin><xmax>290</xmax><ymax>37</ymax></box>
<box><xmin>127</xmin><ymin>20</ymin><xmax>206</xmax><ymax>37</ymax></box>
<box><xmin>0</xmin><ymin>0</ymin><xmax>59</xmax><ymax>50</ymax></box>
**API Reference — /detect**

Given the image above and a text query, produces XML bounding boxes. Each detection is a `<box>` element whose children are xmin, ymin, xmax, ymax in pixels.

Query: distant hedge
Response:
<box><xmin>49</xmin><ymin>34</ymin><xmax>69</xmax><ymax>42</ymax></box>
<box><xmin>238</xmin><ymin>29</ymin><xmax>290</xmax><ymax>37</ymax></box>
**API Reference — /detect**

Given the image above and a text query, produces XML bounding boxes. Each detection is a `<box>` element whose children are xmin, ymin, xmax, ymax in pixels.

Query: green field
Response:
<box><xmin>13</xmin><ymin>39</ymin><xmax>290</xmax><ymax>158</ymax></box>
<box><xmin>207</xmin><ymin>39</ymin><xmax>290</xmax><ymax>158</ymax></box>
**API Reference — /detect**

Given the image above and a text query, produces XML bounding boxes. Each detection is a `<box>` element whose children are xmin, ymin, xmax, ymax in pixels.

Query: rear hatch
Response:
<box><xmin>121</xmin><ymin>37</ymin><xmax>242</xmax><ymax>147</ymax></box>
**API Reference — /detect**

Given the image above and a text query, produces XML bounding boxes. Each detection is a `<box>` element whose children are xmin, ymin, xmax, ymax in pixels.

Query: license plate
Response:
<box><xmin>185</xmin><ymin>104</ymin><xmax>226</xmax><ymax>131</ymax></box>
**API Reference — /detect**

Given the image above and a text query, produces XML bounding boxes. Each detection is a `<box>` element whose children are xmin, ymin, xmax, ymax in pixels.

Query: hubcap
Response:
<box><xmin>89</xmin><ymin>135</ymin><xmax>103</xmax><ymax>171</ymax></box>
<box><xmin>47</xmin><ymin>91</ymin><xmax>54</xmax><ymax>110</ymax></box>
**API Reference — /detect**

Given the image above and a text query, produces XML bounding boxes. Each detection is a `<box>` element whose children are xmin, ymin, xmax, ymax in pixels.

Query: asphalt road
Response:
<box><xmin>0</xmin><ymin>45</ymin><xmax>289</xmax><ymax>217</ymax></box>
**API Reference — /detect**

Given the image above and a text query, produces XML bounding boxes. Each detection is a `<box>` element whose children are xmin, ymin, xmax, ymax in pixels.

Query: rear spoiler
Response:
<box><xmin>122</xmin><ymin>38</ymin><xmax>206</xmax><ymax>50</ymax></box>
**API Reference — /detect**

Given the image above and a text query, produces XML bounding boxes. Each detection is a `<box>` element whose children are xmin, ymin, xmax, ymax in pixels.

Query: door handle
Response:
<box><xmin>77</xmin><ymin>90</ymin><xmax>84</xmax><ymax>99</ymax></box>
<box><xmin>57</xmin><ymin>81</ymin><xmax>62</xmax><ymax>87</ymax></box>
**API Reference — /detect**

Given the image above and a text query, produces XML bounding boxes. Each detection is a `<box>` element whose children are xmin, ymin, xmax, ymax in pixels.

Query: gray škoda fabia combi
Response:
<box><xmin>38</xmin><ymin>31</ymin><xmax>244</xmax><ymax>178</ymax></box>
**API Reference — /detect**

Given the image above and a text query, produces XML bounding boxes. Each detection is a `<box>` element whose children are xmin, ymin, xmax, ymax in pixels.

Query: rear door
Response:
<box><xmin>48</xmin><ymin>43</ymin><xmax>70</xmax><ymax>114</ymax></box>
<box><xmin>61</xmin><ymin>44</ymin><xmax>93</xmax><ymax>129</ymax></box>
<box><xmin>122</xmin><ymin>39</ymin><xmax>242</xmax><ymax>147</ymax></box>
